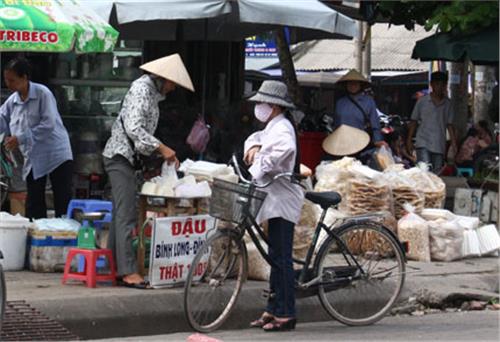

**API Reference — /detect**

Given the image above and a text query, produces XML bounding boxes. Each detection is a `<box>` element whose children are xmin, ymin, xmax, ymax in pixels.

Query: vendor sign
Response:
<box><xmin>149</xmin><ymin>215</ymin><xmax>216</xmax><ymax>288</ymax></box>
<box><xmin>0</xmin><ymin>0</ymin><xmax>118</xmax><ymax>53</ymax></box>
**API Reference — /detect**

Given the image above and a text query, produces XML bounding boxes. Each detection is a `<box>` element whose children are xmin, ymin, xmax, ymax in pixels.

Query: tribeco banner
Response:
<box><xmin>0</xmin><ymin>0</ymin><xmax>118</xmax><ymax>53</ymax></box>
<box><xmin>149</xmin><ymin>215</ymin><xmax>216</xmax><ymax>288</ymax></box>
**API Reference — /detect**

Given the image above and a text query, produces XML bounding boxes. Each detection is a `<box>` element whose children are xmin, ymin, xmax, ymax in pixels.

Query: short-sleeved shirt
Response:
<box><xmin>0</xmin><ymin>82</ymin><xmax>73</xmax><ymax>180</ymax></box>
<box><xmin>411</xmin><ymin>94</ymin><xmax>454</xmax><ymax>155</ymax></box>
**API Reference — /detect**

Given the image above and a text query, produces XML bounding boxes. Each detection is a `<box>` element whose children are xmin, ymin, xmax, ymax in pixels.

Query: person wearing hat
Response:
<box><xmin>332</xmin><ymin>69</ymin><xmax>387</xmax><ymax>158</ymax></box>
<box><xmin>406</xmin><ymin>71</ymin><xmax>458</xmax><ymax>173</ymax></box>
<box><xmin>102</xmin><ymin>53</ymin><xmax>194</xmax><ymax>288</ymax></box>
<box><xmin>244</xmin><ymin>80</ymin><xmax>304</xmax><ymax>332</ymax></box>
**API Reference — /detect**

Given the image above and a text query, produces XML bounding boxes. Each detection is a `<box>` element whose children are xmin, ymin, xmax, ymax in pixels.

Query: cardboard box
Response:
<box><xmin>454</xmin><ymin>188</ymin><xmax>483</xmax><ymax>217</ymax></box>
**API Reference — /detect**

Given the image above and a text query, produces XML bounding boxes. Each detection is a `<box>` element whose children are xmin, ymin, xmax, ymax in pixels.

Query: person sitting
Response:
<box><xmin>388</xmin><ymin>129</ymin><xmax>416</xmax><ymax>169</ymax></box>
<box><xmin>455</xmin><ymin>120</ymin><xmax>492</xmax><ymax>167</ymax></box>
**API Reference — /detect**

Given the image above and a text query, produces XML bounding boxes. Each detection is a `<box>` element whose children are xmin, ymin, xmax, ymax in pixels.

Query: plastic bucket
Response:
<box><xmin>0</xmin><ymin>221</ymin><xmax>29</xmax><ymax>271</ymax></box>
<box><xmin>298</xmin><ymin>132</ymin><xmax>327</xmax><ymax>171</ymax></box>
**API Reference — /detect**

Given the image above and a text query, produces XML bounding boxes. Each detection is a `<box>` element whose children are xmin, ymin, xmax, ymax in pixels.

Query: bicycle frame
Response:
<box><xmin>234</xmin><ymin>188</ymin><xmax>396</xmax><ymax>293</ymax></box>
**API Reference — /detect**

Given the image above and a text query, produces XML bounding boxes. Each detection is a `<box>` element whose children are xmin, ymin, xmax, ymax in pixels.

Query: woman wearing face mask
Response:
<box><xmin>102</xmin><ymin>54</ymin><xmax>194</xmax><ymax>288</ymax></box>
<box><xmin>244</xmin><ymin>81</ymin><xmax>304</xmax><ymax>331</ymax></box>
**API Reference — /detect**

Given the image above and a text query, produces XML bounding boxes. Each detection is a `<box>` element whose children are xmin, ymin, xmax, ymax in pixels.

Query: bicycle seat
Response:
<box><xmin>305</xmin><ymin>191</ymin><xmax>341</xmax><ymax>210</ymax></box>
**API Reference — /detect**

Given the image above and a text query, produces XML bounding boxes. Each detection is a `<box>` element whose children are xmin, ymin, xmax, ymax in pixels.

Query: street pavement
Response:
<box><xmin>3</xmin><ymin>257</ymin><xmax>499</xmax><ymax>339</ymax></box>
<box><xmin>92</xmin><ymin>311</ymin><xmax>500</xmax><ymax>341</ymax></box>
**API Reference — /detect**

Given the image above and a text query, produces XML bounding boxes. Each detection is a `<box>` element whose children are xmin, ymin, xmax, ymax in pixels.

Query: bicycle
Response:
<box><xmin>183</xmin><ymin>155</ymin><xmax>406</xmax><ymax>333</ymax></box>
<box><xmin>0</xmin><ymin>180</ymin><xmax>7</xmax><ymax>331</ymax></box>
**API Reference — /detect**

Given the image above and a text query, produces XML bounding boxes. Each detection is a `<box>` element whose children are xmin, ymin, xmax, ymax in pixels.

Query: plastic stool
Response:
<box><xmin>66</xmin><ymin>199</ymin><xmax>112</xmax><ymax>229</ymax></box>
<box><xmin>62</xmin><ymin>248</ymin><xmax>116</xmax><ymax>288</ymax></box>
<box><xmin>457</xmin><ymin>167</ymin><xmax>474</xmax><ymax>177</ymax></box>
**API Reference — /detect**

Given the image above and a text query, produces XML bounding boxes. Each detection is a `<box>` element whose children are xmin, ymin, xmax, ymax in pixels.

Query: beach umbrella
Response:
<box><xmin>0</xmin><ymin>0</ymin><xmax>118</xmax><ymax>53</ymax></box>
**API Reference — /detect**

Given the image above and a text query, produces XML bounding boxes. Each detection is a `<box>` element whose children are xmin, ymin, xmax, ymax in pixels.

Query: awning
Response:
<box><xmin>412</xmin><ymin>25</ymin><xmax>499</xmax><ymax>65</ymax></box>
<box><xmin>0</xmin><ymin>0</ymin><xmax>118</xmax><ymax>53</ymax></box>
<box><xmin>88</xmin><ymin>0</ymin><xmax>357</xmax><ymax>42</ymax></box>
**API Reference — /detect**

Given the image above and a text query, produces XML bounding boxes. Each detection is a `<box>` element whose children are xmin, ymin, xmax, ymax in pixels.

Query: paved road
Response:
<box><xmin>93</xmin><ymin>310</ymin><xmax>499</xmax><ymax>341</ymax></box>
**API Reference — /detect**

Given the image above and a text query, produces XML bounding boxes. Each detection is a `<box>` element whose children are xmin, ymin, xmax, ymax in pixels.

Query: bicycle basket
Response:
<box><xmin>209</xmin><ymin>178</ymin><xmax>267</xmax><ymax>224</ymax></box>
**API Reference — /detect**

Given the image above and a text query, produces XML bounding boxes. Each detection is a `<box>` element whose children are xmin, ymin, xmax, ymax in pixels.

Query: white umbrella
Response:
<box><xmin>88</xmin><ymin>0</ymin><xmax>357</xmax><ymax>42</ymax></box>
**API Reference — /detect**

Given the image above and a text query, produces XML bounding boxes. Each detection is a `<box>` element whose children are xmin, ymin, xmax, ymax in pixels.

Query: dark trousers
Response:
<box><xmin>266</xmin><ymin>217</ymin><xmax>296</xmax><ymax>318</ymax></box>
<box><xmin>103</xmin><ymin>155</ymin><xmax>138</xmax><ymax>276</ymax></box>
<box><xmin>26</xmin><ymin>160</ymin><xmax>73</xmax><ymax>219</ymax></box>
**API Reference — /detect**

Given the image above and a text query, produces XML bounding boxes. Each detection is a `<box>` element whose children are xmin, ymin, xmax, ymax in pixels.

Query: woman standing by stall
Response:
<box><xmin>102</xmin><ymin>53</ymin><xmax>194</xmax><ymax>288</ymax></box>
<box><xmin>0</xmin><ymin>57</ymin><xmax>73</xmax><ymax>219</ymax></box>
<box><xmin>244</xmin><ymin>81</ymin><xmax>304</xmax><ymax>331</ymax></box>
<box><xmin>332</xmin><ymin>69</ymin><xmax>388</xmax><ymax>165</ymax></box>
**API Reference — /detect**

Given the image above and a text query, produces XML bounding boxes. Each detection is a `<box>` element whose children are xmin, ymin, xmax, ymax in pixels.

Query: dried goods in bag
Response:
<box><xmin>383</xmin><ymin>171</ymin><xmax>424</xmax><ymax>219</ymax></box>
<box><xmin>397</xmin><ymin>205</ymin><xmax>430</xmax><ymax>262</ymax></box>
<box><xmin>402</xmin><ymin>164</ymin><xmax>446</xmax><ymax>209</ymax></box>
<box><xmin>428</xmin><ymin>219</ymin><xmax>464</xmax><ymax>261</ymax></box>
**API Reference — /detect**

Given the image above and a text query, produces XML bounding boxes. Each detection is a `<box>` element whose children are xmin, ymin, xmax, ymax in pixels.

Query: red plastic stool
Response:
<box><xmin>62</xmin><ymin>248</ymin><xmax>116</xmax><ymax>288</ymax></box>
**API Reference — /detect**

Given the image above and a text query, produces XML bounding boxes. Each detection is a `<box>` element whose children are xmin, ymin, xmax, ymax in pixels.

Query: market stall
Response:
<box><xmin>310</xmin><ymin>156</ymin><xmax>500</xmax><ymax>263</ymax></box>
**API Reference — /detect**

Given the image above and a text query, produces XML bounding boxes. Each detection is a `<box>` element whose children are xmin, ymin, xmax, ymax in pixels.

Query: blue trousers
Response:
<box><xmin>266</xmin><ymin>217</ymin><xmax>296</xmax><ymax>318</ymax></box>
<box><xmin>416</xmin><ymin>148</ymin><xmax>444</xmax><ymax>173</ymax></box>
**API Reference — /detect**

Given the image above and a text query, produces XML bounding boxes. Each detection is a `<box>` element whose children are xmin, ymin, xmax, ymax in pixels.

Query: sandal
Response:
<box><xmin>118</xmin><ymin>280</ymin><xmax>153</xmax><ymax>290</ymax></box>
<box><xmin>262</xmin><ymin>318</ymin><xmax>297</xmax><ymax>332</ymax></box>
<box><xmin>249</xmin><ymin>313</ymin><xmax>274</xmax><ymax>328</ymax></box>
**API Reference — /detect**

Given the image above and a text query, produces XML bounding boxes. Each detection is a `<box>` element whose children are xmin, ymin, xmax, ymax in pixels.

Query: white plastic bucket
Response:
<box><xmin>0</xmin><ymin>219</ymin><xmax>29</xmax><ymax>271</ymax></box>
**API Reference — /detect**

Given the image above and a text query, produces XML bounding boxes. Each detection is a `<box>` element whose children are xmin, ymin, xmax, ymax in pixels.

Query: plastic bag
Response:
<box><xmin>374</xmin><ymin>145</ymin><xmax>395</xmax><ymax>170</ymax></box>
<box><xmin>428</xmin><ymin>218</ymin><xmax>463</xmax><ymax>261</ymax></box>
<box><xmin>383</xmin><ymin>171</ymin><xmax>424</xmax><ymax>219</ymax></box>
<box><xmin>186</xmin><ymin>116</ymin><xmax>210</xmax><ymax>153</ymax></box>
<box><xmin>402</xmin><ymin>163</ymin><xmax>446</xmax><ymax>209</ymax></box>
<box><xmin>397</xmin><ymin>205</ymin><xmax>430</xmax><ymax>262</ymax></box>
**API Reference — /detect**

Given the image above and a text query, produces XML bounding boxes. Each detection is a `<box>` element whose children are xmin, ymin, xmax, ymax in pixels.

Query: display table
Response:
<box><xmin>136</xmin><ymin>194</ymin><xmax>207</xmax><ymax>276</ymax></box>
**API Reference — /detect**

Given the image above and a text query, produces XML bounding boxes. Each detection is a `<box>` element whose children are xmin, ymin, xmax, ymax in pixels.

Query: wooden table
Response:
<box><xmin>136</xmin><ymin>193</ymin><xmax>207</xmax><ymax>276</ymax></box>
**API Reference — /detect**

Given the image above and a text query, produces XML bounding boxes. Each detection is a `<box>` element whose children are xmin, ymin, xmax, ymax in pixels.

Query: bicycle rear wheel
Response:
<box><xmin>184</xmin><ymin>229</ymin><xmax>247</xmax><ymax>333</ymax></box>
<box><xmin>315</xmin><ymin>222</ymin><xmax>405</xmax><ymax>326</ymax></box>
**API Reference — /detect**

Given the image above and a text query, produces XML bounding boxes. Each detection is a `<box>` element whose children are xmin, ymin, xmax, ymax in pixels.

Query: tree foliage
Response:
<box><xmin>377</xmin><ymin>1</ymin><xmax>499</xmax><ymax>33</ymax></box>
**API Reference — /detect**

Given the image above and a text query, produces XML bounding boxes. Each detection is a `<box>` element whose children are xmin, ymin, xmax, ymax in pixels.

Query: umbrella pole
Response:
<box><xmin>199</xmin><ymin>19</ymin><xmax>208</xmax><ymax>161</ymax></box>
<box><xmin>201</xmin><ymin>19</ymin><xmax>208</xmax><ymax>120</ymax></box>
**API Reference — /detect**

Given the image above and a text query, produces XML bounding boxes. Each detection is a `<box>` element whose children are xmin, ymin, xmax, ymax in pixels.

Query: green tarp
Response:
<box><xmin>412</xmin><ymin>25</ymin><xmax>499</xmax><ymax>65</ymax></box>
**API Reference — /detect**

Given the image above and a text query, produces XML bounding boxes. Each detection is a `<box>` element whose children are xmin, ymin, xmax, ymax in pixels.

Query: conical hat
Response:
<box><xmin>322</xmin><ymin>125</ymin><xmax>370</xmax><ymax>156</ymax></box>
<box><xmin>336</xmin><ymin>69</ymin><xmax>370</xmax><ymax>85</ymax></box>
<box><xmin>140</xmin><ymin>53</ymin><xmax>194</xmax><ymax>92</ymax></box>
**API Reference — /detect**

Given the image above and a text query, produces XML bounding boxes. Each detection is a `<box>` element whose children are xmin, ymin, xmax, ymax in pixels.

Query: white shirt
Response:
<box><xmin>244</xmin><ymin>114</ymin><xmax>304</xmax><ymax>224</ymax></box>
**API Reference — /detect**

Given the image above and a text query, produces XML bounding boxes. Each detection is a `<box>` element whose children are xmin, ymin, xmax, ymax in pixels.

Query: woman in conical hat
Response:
<box><xmin>329</xmin><ymin>69</ymin><xmax>388</xmax><ymax>161</ymax></box>
<box><xmin>102</xmin><ymin>53</ymin><xmax>194</xmax><ymax>288</ymax></box>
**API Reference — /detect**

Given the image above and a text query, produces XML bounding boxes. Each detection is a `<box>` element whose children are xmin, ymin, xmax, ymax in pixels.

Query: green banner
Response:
<box><xmin>0</xmin><ymin>0</ymin><xmax>118</xmax><ymax>53</ymax></box>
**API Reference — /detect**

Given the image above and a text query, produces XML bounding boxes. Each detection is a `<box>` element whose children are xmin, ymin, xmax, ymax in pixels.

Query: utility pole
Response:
<box><xmin>356</xmin><ymin>20</ymin><xmax>363</xmax><ymax>72</ymax></box>
<box><xmin>362</xmin><ymin>23</ymin><xmax>371</xmax><ymax>80</ymax></box>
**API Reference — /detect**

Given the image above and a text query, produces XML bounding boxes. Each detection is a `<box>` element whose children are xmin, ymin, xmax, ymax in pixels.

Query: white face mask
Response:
<box><xmin>254</xmin><ymin>103</ymin><xmax>273</xmax><ymax>123</ymax></box>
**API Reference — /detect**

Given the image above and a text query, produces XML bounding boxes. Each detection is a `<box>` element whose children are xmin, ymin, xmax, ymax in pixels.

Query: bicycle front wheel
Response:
<box><xmin>184</xmin><ymin>229</ymin><xmax>247</xmax><ymax>333</ymax></box>
<box><xmin>315</xmin><ymin>222</ymin><xmax>405</xmax><ymax>326</ymax></box>
<box><xmin>0</xmin><ymin>263</ymin><xmax>5</xmax><ymax>331</ymax></box>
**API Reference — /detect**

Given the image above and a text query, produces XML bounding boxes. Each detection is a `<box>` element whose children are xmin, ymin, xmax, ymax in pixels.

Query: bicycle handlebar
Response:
<box><xmin>230</xmin><ymin>154</ymin><xmax>304</xmax><ymax>189</ymax></box>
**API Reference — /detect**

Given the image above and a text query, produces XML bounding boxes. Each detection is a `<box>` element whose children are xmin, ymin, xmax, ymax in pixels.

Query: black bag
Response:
<box><xmin>347</xmin><ymin>95</ymin><xmax>375</xmax><ymax>147</ymax></box>
<box><xmin>119</xmin><ymin>116</ymin><xmax>163</xmax><ymax>173</ymax></box>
